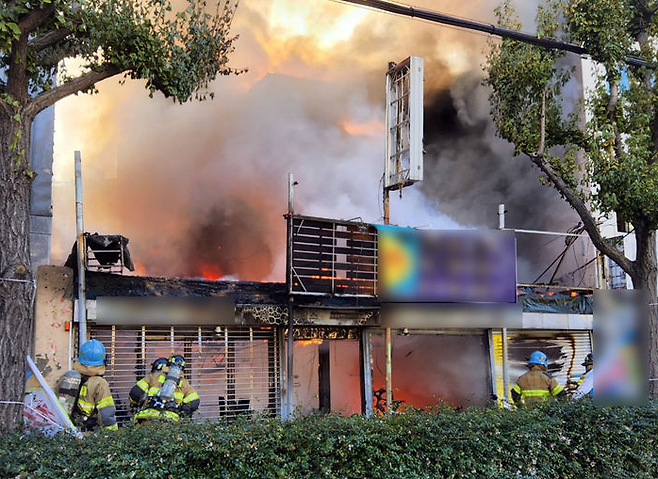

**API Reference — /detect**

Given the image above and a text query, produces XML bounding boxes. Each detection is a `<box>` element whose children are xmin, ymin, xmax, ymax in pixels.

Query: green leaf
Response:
<box><xmin>7</xmin><ymin>22</ymin><xmax>21</xmax><ymax>37</ymax></box>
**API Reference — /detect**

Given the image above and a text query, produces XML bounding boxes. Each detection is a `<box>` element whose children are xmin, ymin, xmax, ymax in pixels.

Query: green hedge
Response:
<box><xmin>2</xmin><ymin>400</ymin><xmax>658</xmax><ymax>479</ymax></box>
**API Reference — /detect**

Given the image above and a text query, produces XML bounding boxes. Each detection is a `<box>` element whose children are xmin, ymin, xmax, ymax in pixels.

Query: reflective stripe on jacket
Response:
<box><xmin>511</xmin><ymin>365</ymin><xmax>564</xmax><ymax>407</ymax></box>
<box><xmin>131</xmin><ymin>371</ymin><xmax>199</xmax><ymax>422</ymax></box>
<box><xmin>72</xmin><ymin>362</ymin><xmax>118</xmax><ymax>430</ymax></box>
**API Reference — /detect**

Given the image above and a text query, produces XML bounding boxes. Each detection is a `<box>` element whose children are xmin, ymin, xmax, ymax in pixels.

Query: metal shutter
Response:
<box><xmin>90</xmin><ymin>325</ymin><xmax>281</xmax><ymax>424</ymax></box>
<box><xmin>492</xmin><ymin>329</ymin><xmax>592</xmax><ymax>401</ymax></box>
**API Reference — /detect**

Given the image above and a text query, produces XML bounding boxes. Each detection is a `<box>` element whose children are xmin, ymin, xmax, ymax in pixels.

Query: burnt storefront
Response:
<box><xmin>83</xmin><ymin>273</ymin><xmax>288</xmax><ymax>423</ymax></box>
<box><xmin>33</xmin><ymin>216</ymin><xmax>593</xmax><ymax>422</ymax></box>
<box><xmin>286</xmin><ymin>215</ymin><xmax>520</xmax><ymax>412</ymax></box>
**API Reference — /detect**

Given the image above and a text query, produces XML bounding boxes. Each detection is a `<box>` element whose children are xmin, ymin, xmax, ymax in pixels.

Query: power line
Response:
<box><xmin>335</xmin><ymin>0</ymin><xmax>655</xmax><ymax>69</ymax></box>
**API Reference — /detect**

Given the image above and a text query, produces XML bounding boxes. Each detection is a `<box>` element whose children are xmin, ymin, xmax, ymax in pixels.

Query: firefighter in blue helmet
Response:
<box><xmin>511</xmin><ymin>351</ymin><xmax>566</xmax><ymax>407</ymax></box>
<box><xmin>71</xmin><ymin>339</ymin><xmax>118</xmax><ymax>431</ymax></box>
<box><xmin>129</xmin><ymin>355</ymin><xmax>200</xmax><ymax>422</ymax></box>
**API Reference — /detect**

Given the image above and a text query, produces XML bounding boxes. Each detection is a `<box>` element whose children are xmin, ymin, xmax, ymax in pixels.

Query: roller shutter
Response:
<box><xmin>493</xmin><ymin>330</ymin><xmax>592</xmax><ymax>401</ymax></box>
<box><xmin>89</xmin><ymin>325</ymin><xmax>281</xmax><ymax>424</ymax></box>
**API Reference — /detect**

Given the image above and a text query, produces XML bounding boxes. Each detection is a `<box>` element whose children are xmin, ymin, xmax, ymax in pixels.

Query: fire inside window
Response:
<box><xmin>385</xmin><ymin>56</ymin><xmax>424</xmax><ymax>190</ymax></box>
<box><xmin>289</xmin><ymin>216</ymin><xmax>378</xmax><ymax>297</ymax></box>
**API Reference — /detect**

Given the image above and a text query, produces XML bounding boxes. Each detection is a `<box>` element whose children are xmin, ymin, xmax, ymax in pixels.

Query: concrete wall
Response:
<box><xmin>34</xmin><ymin>266</ymin><xmax>73</xmax><ymax>387</ymax></box>
<box><xmin>30</xmin><ymin>106</ymin><xmax>55</xmax><ymax>270</ymax></box>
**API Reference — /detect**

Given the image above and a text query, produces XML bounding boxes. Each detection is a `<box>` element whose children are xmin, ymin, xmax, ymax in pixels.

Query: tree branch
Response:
<box><xmin>632</xmin><ymin>3</ymin><xmax>658</xmax><ymax>163</ymax></box>
<box><xmin>635</xmin><ymin>0</ymin><xmax>658</xmax><ymax>16</ymax></box>
<box><xmin>28</xmin><ymin>28</ymin><xmax>73</xmax><ymax>52</ymax></box>
<box><xmin>526</xmin><ymin>151</ymin><xmax>635</xmax><ymax>275</ymax></box>
<box><xmin>6</xmin><ymin>35</ymin><xmax>29</xmax><ymax>102</ymax></box>
<box><xmin>5</xmin><ymin>4</ymin><xmax>58</xmax><ymax>103</ymax></box>
<box><xmin>17</xmin><ymin>4</ymin><xmax>57</xmax><ymax>35</ymax></box>
<box><xmin>0</xmin><ymin>96</ymin><xmax>10</xmax><ymax>116</ymax></box>
<box><xmin>645</xmin><ymin>115</ymin><xmax>658</xmax><ymax>165</ymax></box>
<box><xmin>24</xmin><ymin>65</ymin><xmax>121</xmax><ymax>120</ymax></box>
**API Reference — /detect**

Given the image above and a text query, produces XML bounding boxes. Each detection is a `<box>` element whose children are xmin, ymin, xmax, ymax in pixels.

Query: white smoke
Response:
<box><xmin>52</xmin><ymin>0</ymin><xmax>593</xmax><ymax>284</ymax></box>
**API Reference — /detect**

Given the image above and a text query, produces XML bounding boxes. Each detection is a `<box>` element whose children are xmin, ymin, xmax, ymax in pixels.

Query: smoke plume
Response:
<box><xmin>52</xmin><ymin>0</ymin><xmax>594</xmax><ymax>285</ymax></box>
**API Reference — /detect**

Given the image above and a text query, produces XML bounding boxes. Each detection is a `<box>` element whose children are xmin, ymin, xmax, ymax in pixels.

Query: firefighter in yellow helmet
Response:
<box><xmin>71</xmin><ymin>339</ymin><xmax>118</xmax><ymax>431</ymax></box>
<box><xmin>129</xmin><ymin>355</ymin><xmax>200</xmax><ymax>422</ymax></box>
<box><xmin>511</xmin><ymin>351</ymin><xmax>566</xmax><ymax>407</ymax></box>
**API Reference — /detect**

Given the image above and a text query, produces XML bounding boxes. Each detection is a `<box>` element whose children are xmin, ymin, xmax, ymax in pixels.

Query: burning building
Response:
<box><xmin>50</xmin><ymin>0</ymin><xmax>594</xmax><ymax>287</ymax></box>
<box><xmin>33</xmin><ymin>215</ymin><xmax>592</xmax><ymax>422</ymax></box>
<box><xmin>33</xmin><ymin>0</ymin><xmax>598</xmax><ymax>422</ymax></box>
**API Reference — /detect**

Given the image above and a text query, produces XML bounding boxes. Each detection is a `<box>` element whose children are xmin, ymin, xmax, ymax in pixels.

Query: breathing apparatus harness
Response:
<box><xmin>143</xmin><ymin>355</ymin><xmax>187</xmax><ymax>415</ymax></box>
<box><xmin>69</xmin><ymin>374</ymin><xmax>95</xmax><ymax>430</ymax></box>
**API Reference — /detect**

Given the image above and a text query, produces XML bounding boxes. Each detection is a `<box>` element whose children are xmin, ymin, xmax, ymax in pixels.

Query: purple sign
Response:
<box><xmin>378</xmin><ymin>226</ymin><xmax>517</xmax><ymax>303</ymax></box>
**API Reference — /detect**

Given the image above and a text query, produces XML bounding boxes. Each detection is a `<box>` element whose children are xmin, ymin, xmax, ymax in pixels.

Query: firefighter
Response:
<box><xmin>574</xmin><ymin>352</ymin><xmax>594</xmax><ymax>397</ymax></box>
<box><xmin>580</xmin><ymin>353</ymin><xmax>593</xmax><ymax>383</ymax></box>
<box><xmin>576</xmin><ymin>353</ymin><xmax>593</xmax><ymax>390</ymax></box>
<box><xmin>128</xmin><ymin>358</ymin><xmax>169</xmax><ymax>419</ymax></box>
<box><xmin>129</xmin><ymin>354</ymin><xmax>200</xmax><ymax>422</ymax></box>
<box><xmin>567</xmin><ymin>353</ymin><xmax>593</xmax><ymax>391</ymax></box>
<box><xmin>71</xmin><ymin>339</ymin><xmax>118</xmax><ymax>431</ymax></box>
<box><xmin>511</xmin><ymin>350</ymin><xmax>566</xmax><ymax>407</ymax></box>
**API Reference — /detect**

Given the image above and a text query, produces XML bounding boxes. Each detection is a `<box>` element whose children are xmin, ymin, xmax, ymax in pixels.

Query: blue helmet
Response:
<box><xmin>79</xmin><ymin>339</ymin><xmax>106</xmax><ymax>366</ymax></box>
<box><xmin>528</xmin><ymin>350</ymin><xmax>548</xmax><ymax>368</ymax></box>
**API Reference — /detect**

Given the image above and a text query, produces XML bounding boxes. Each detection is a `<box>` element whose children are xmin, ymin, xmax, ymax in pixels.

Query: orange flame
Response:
<box><xmin>297</xmin><ymin>339</ymin><xmax>323</xmax><ymax>346</ymax></box>
<box><xmin>339</xmin><ymin>118</ymin><xmax>385</xmax><ymax>137</ymax></box>
<box><xmin>200</xmin><ymin>264</ymin><xmax>223</xmax><ymax>281</ymax></box>
<box><xmin>132</xmin><ymin>260</ymin><xmax>147</xmax><ymax>276</ymax></box>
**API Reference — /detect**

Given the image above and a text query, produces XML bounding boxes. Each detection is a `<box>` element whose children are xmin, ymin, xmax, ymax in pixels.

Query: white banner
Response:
<box><xmin>23</xmin><ymin>355</ymin><xmax>82</xmax><ymax>438</ymax></box>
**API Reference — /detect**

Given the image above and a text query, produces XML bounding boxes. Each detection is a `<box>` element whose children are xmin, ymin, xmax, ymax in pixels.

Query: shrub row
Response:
<box><xmin>2</xmin><ymin>400</ymin><xmax>658</xmax><ymax>479</ymax></box>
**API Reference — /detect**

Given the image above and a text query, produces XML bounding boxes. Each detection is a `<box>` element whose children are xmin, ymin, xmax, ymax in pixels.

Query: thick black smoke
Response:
<box><xmin>419</xmin><ymin>71</ymin><xmax>594</xmax><ymax>285</ymax></box>
<box><xmin>52</xmin><ymin>0</ymin><xmax>595</xmax><ymax>286</ymax></box>
<box><xmin>177</xmin><ymin>201</ymin><xmax>274</xmax><ymax>280</ymax></box>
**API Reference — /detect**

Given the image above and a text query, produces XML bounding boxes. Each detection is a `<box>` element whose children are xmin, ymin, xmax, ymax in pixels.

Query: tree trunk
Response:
<box><xmin>0</xmin><ymin>110</ymin><xmax>35</xmax><ymax>430</ymax></box>
<box><xmin>629</xmin><ymin>228</ymin><xmax>658</xmax><ymax>397</ymax></box>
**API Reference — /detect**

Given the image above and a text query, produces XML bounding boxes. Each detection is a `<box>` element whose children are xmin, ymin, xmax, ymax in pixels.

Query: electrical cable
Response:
<box><xmin>533</xmin><ymin>233</ymin><xmax>578</xmax><ymax>284</ymax></box>
<box><xmin>332</xmin><ymin>0</ymin><xmax>655</xmax><ymax>69</ymax></box>
<box><xmin>377</xmin><ymin>172</ymin><xmax>385</xmax><ymax>222</ymax></box>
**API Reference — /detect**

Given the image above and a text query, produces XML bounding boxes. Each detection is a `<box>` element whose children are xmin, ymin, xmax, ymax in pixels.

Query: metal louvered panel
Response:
<box><xmin>290</xmin><ymin>215</ymin><xmax>378</xmax><ymax>297</ymax></box>
<box><xmin>90</xmin><ymin>326</ymin><xmax>281</xmax><ymax>424</ymax></box>
<box><xmin>492</xmin><ymin>329</ymin><xmax>592</xmax><ymax>401</ymax></box>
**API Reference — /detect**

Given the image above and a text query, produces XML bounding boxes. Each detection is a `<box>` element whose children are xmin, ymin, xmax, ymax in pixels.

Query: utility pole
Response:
<box><xmin>383</xmin><ymin>188</ymin><xmax>392</xmax><ymax>414</ymax></box>
<box><xmin>381</xmin><ymin>56</ymin><xmax>424</xmax><ymax>414</ymax></box>
<box><xmin>285</xmin><ymin>173</ymin><xmax>296</xmax><ymax>419</ymax></box>
<box><xmin>74</xmin><ymin>151</ymin><xmax>87</xmax><ymax>347</ymax></box>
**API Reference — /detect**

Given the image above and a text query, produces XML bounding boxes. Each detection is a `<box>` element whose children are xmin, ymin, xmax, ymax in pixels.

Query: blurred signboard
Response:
<box><xmin>95</xmin><ymin>297</ymin><xmax>235</xmax><ymax>325</ymax></box>
<box><xmin>593</xmin><ymin>289</ymin><xmax>647</xmax><ymax>404</ymax></box>
<box><xmin>377</xmin><ymin>226</ymin><xmax>517</xmax><ymax>303</ymax></box>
